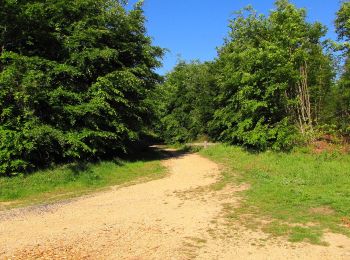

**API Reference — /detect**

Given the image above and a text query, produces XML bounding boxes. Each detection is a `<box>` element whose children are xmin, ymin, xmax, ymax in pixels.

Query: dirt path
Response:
<box><xmin>1</xmin><ymin>150</ymin><xmax>350</xmax><ymax>259</ymax></box>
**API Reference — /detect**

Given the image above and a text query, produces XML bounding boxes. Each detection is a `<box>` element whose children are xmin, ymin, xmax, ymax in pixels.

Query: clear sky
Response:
<box><xmin>128</xmin><ymin>0</ymin><xmax>341</xmax><ymax>75</ymax></box>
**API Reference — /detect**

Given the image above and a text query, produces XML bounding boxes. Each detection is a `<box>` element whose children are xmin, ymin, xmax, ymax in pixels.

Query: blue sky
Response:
<box><xmin>129</xmin><ymin>0</ymin><xmax>341</xmax><ymax>75</ymax></box>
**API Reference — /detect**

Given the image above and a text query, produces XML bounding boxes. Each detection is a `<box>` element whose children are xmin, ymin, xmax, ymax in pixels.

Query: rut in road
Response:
<box><xmin>1</xmin><ymin>149</ymin><xmax>350</xmax><ymax>259</ymax></box>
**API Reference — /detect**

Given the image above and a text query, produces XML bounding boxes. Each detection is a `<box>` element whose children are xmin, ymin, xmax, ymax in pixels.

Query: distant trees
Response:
<box><xmin>0</xmin><ymin>0</ymin><xmax>163</xmax><ymax>176</ymax></box>
<box><xmin>154</xmin><ymin>61</ymin><xmax>217</xmax><ymax>143</ymax></box>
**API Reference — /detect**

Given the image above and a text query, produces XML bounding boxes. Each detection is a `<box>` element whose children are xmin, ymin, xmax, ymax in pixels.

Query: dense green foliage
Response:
<box><xmin>1</xmin><ymin>0</ymin><xmax>349</xmax><ymax>176</ymax></box>
<box><xmin>201</xmin><ymin>144</ymin><xmax>350</xmax><ymax>244</ymax></box>
<box><xmin>154</xmin><ymin>61</ymin><xmax>217</xmax><ymax>143</ymax></box>
<box><xmin>0</xmin><ymin>0</ymin><xmax>163</xmax><ymax>176</ymax></box>
<box><xmin>211</xmin><ymin>2</ymin><xmax>333</xmax><ymax>150</ymax></box>
<box><xmin>157</xmin><ymin>0</ymin><xmax>339</xmax><ymax>150</ymax></box>
<box><xmin>334</xmin><ymin>1</ymin><xmax>350</xmax><ymax>134</ymax></box>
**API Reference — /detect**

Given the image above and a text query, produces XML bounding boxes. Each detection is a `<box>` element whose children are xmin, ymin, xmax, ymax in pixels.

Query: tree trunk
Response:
<box><xmin>296</xmin><ymin>61</ymin><xmax>313</xmax><ymax>134</ymax></box>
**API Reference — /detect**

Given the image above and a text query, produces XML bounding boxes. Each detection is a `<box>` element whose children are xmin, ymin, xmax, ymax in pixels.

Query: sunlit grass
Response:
<box><xmin>200</xmin><ymin>144</ymin><xmax>350</xmax><ymax>244</ymax></box>
<box><xmin>0</xmin><ymin>151</ymin><xmax>167</xmax><ymax>209</ymax></box>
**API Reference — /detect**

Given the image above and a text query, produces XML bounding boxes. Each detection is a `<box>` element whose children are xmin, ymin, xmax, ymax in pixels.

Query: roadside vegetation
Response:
<box><xmin>1</xmin><ymin>0</ymin><xmax>349</xmax><ymax>172</ymax></box>
<box><xmin>201</xmin><ymin>144</ymin><xmax>350</xmax><ymax>244</ymax></box>
<box><xmin>0</xmin><ymin>149</ymin><xmax>167</xmax><ymax>210</ymax></box>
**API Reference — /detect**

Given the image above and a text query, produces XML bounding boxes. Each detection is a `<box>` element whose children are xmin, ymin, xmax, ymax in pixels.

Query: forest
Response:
<box><xmin>0</xmin><ymin>0</ymin><xmax>350</xmax><ymax>176</ymax></box>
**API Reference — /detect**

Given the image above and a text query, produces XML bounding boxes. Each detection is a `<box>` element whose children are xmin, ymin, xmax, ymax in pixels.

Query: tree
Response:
<box><xmin>0</xmin><ymin>0</ymin><xmax>163</xmax><ymax>176</ymax></box>
<box><xmin>211</xmin><ymin>0</ymin><xmax>333</xmax><ymax>150</ymax></box>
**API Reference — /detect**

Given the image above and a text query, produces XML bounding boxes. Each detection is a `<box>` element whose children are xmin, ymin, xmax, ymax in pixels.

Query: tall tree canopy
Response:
<box><xmin>0</xmin><ymin>0</ymin><xmax>163</xmax><ymax>176</ymax></box>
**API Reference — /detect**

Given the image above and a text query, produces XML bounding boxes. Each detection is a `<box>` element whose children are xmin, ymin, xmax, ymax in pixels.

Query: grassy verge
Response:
<box><xmin>200</xmin><ymin>144</ymin><xmax>350</xmax><ymax>245</ymax></box>
<box><xmin>0</xmin><ymin>149</ymin><xmax>167</xmax><ymax>210</ymax></box>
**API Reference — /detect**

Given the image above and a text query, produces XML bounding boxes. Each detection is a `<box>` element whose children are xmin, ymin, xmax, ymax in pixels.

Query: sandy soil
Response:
<box><xmin>0</xmin><ymin>150</ymin><xmax>350</xmax><ymax>259</ymax></box>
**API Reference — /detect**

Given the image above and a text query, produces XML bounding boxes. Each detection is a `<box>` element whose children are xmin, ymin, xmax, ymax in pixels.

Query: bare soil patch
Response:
<box><xmin>310</xmin><ymin>206</ymin><xmax>335</xmax><ymax>216</ymax></box>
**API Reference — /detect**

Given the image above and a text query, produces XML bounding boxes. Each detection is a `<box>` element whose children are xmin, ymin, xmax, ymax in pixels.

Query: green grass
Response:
<box><xmin>200</xmin><ymin>144</ymin><xmax>350</xmax><ymax>244</ymax></box>
<box><xmin>0</xmin><ymin>151</ymin><xmax>167</xmax><ymax>210</ymax></box>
